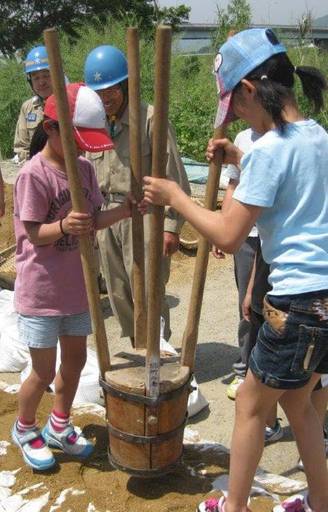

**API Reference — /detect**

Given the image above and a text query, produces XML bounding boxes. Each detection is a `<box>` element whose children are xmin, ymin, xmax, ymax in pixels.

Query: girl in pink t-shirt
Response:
<box><xmin>12</xmin><ymin>83</ymin><xmax>139</xmax><ymax>471</ymax></box>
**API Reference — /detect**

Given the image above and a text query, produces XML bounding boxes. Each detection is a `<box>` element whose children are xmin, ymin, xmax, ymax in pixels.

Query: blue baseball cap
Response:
<box><xmin>214</xmin><ymin>28</ymin><xmax>286</xmax><ymax>127</ymax></box>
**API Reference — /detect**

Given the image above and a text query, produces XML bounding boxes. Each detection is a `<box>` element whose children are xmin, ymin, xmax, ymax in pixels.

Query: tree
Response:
<box><xmin>155</xmin><ymin>5</ymin><xmax>190</xmax><ymax>31</ymax></box>
<box><xmin>213</xmin><ymin>0</ymin><xmax>252</xmax><ymax>50</ymax></box>
<box><xmin>0</xmin><ymin>1</ymin><xmax>190</xmax><ymax>57</ymax></box>
<box><xmin>298</xmin><ymin>10</ymin><xmax>313</xmax><ymax>44</ymax></box>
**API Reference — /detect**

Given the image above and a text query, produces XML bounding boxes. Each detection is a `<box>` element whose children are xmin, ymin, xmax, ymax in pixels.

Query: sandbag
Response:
<box><xmin>0</xmin><ymin>289</ymin><xmax>29</xmax><ymax>372</ymax></box>
<box><xmin>21</xmin><ymin>347</ymin><xmax>104</xmax><ymax>406</ymax></box>
<box><xmin>159</xmin><ymin>318</ymin><xmax>209</xmax><ymax>418</ymax></box>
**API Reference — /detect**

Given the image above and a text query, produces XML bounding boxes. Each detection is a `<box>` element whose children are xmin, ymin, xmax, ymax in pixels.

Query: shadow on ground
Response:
<box><xmin>194</xmin><ymin>342</ymin><xmax>240</xmax><ymax>383</ymax></box>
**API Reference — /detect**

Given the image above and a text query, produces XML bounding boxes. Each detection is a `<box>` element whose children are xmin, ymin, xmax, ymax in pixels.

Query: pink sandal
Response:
<box><xmin>273</xmin><ymin>494</ymin><xmax>312</xmax><ymax>512</ymax></box>
<box><xmin>197</xmin><ymin>495</ymin><xmax>226</xmax><ymax>512</ymax></box>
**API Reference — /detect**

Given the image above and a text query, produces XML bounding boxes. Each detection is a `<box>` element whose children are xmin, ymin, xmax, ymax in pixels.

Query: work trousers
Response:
<box><xmin>233</xmin><ymin>236</ymin><xmax>258</xmax><ymax>365</ymax></box>
<box><xmin>97</xmin><ymin>205</ymin><xmax>171</xmax><ymax>340</ymax></box>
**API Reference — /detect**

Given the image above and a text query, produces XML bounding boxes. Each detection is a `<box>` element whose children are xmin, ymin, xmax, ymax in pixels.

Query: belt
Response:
<box><xmin>104</xmin><ymin>192</ymin><xmax>126</xmax><ymax>204</ymax></box>
<box><xmin>263</xmin><ymin>296</ymin><xmax>288</xmax><ymax>335</ymax></box>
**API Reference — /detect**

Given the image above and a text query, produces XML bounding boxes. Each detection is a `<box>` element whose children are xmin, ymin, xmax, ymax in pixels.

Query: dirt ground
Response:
<box><xmin>0</xmin><ymin>163</ymin><xmax>322</xmax><ymax>511</ymax></box>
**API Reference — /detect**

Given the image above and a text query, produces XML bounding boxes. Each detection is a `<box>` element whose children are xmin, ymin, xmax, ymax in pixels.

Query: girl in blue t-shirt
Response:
<box><xmin>143</xmin><ymin>29</ymin><xmax>328</xmax><ymax>512</ymax></box>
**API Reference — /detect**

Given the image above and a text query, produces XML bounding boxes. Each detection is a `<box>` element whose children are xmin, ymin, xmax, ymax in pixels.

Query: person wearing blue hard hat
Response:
<box><xmin>84</xmin><ymin>45</ymin><xmax>128</xmax><ymax>91</ymax></box>
<box><xmin>14</xmin><ymin>46</ymin><xmax>53</xmax><ymax>163</ymax></box>
<box><xmin>143</xmin><ymin>28</ymin><xmax>328</xmax><ymax>512</ymax></box>
<box><xmin>84</xmin><ymin>44</ymin><xmax>190</xmax><ymax>346</ymax></box>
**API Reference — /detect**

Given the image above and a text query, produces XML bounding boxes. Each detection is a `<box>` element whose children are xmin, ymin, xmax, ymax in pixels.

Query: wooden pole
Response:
<box><xmin>43</xmin><ymin>28</ymin><xmax>111</xmax><ymax>377</ymax></box>
<box><xmin>127</xmin><ymin>27</ymin><xmax>147</xmax><ymax>349</ymax></box>
<box><xmin>146</xmin><ymin>25</ymin><xmax>172</xmax><ymax>399</ymax></box>
<box><xmin>180</xmin><ymin>31</ymin><xmax>237</xmax><ymax>372</ymax></box>
<box><xmin>180</xmin><ymin>126</ymin><xmax>225</xmax><ymax>371</ymax></box>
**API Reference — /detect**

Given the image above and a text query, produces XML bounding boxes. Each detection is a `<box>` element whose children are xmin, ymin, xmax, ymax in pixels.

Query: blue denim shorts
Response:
<box><xmin>249</xmin><ymin>290</ymin><xmax>328</xmax><ymax>389</ymax></box>
<box><xmin>18</xmin><ymin>311</ymin><xmax>92</xmax><ymax>349</ymax></box>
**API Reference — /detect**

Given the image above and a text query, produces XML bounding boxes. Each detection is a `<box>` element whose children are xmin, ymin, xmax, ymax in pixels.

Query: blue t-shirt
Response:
<box><xmin>233</xmin><ymin>119</ymin><xmax>328</xmax><ymax>295</ymax></box>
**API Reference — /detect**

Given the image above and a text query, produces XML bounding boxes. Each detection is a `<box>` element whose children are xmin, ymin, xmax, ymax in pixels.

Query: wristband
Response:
<box><xmin>59</xmin><ymin>218</ymin><xmax>67</xmax><ymax>236</ymax></box>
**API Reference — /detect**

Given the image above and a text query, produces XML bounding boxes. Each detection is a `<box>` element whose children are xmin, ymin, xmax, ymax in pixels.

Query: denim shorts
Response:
<box><xmin>249</xmin><ymin>289</ymin><xmax>328</xmax><ymax>389</ymax></box>
<box><xmin>18</xmin><ymin>311</ymin><xmax>92</xmax><ymax>349</ymax></box>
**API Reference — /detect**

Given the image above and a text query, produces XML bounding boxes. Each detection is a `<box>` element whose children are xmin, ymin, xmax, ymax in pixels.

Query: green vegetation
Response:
<box><xmin>0</xmin><ymin>18</ymin><xmax>327</xmax><ymax>161</ymax></box>
<box><xmin>213</xmin><ymin>0</ymin><xmax>251</xmax><ymax>49</ymax></box>
<box><xmin>0</xmin><ymin>1</ymin><xmax>190</xmax><ymax>57</ymax></box>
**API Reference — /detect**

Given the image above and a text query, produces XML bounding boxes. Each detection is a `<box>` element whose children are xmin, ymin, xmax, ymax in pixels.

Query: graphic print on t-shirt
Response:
<box><xmin>47</xmin><ymin>186</ymin><xmax>94</xmax><ymax>252</ymax></box>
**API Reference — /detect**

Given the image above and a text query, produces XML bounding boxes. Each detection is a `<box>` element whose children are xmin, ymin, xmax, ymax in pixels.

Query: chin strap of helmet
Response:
<box><xmin>109</xmin><ymin>115</ymin><xmax>116</xmax><ymax>138</ymax></box>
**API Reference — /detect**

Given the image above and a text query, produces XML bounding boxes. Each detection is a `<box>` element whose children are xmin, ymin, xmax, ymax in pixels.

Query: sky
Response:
<box><xmin>158</xmin><ymin>0</ymin><xmax>328</xmax><ymax>25</ymax></box>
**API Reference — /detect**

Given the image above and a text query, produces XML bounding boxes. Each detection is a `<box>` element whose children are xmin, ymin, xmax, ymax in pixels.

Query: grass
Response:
<box><xmin>0</xmin><ymin>20</ymin><xmax>327</xmax><ymax>161</ymax></box>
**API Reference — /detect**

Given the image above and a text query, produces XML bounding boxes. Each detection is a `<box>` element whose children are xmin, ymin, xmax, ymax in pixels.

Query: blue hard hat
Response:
<box><xmin>24</xmin><ymin>46</ymin><xmax>49</xmax><ymax>74</ymax></box>
<box><xmin>84</xmin><ymin>45</ymin><xmax>128</xmax><ymax>91</ymax></box>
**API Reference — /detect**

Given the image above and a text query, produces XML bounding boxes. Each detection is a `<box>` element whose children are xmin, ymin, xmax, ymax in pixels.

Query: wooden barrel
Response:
<box><xmin>100</xmin><ymin>353</ymin><xmax>191</xmax><ymax>477</ymax></box>
<box><xmin>179</xmin><ymin>198</ymin><xmax>204</xmax><ymax>251</ymax></box>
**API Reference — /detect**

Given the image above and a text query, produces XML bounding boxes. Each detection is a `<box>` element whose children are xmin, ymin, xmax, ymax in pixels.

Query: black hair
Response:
<box><xmin>118</xmin><ymin>78</ymin><xmax>129</xmax><ymax>116</ymax></box>
<box><xmin>119</xmin><ymin>78</ymin><xmax>128</xmax><ymax>98</ymax></box>
<box><xmin>29</xmin><ymin>118</ymin><xmax>59</xmax><ymax>158</ymax></box>
<box><xmin>239</xmin><ymin>52</ymin><xmax>327</xmax><ymax>131</ymax></box>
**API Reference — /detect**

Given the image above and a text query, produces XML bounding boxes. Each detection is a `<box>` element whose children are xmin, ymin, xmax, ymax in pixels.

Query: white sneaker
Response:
<box><xmin>11</xmin><ymin>421</ymin><xmax>55</xmax><ymax>471</ymax></box>
<box><xmin>42</xmin><ymin>419</ymin><xmax>94</xmax><ymax>458</ymax></box>
<box><xmin>226</xmin><ymin>376</ymin><xmax>244</xmax><ymax>400</ymax></box>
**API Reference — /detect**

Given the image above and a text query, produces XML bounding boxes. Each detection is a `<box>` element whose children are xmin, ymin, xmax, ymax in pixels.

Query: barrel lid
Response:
<box><xmin>105</xmin><ymin>353</ymin><xmax>190</xmax><ymax>394</ymax></box>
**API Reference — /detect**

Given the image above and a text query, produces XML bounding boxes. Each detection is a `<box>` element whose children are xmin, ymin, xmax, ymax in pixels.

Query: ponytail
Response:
<box><xmin>254</xmin><ymin>79</ymin><xmax>292</xmax><ymax>131</ymax></box>
<box><xmin>240</xmin><ymin>53</ymin><xmax>327</xmax><ymax>131</ymax></box>
<box><xmin>295</xmin><ymin>66</ymin><xmax>327</xmax><ymax>113</ymax></box>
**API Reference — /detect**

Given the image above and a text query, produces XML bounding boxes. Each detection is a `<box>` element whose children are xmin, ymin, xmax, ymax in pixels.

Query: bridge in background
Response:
<box><xmin>175</xmin><ymin>23</ymin><xmax>328</xmax><ymax>54</ymax></box>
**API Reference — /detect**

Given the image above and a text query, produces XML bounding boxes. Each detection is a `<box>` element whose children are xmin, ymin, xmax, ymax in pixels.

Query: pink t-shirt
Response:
<box><xmin>14</xmin><ymin>153</ymin><xmax>104</xmax><ymax>316</ymax></box>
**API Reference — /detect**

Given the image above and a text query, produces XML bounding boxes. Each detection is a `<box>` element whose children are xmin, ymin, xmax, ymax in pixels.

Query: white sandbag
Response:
<box><xmin>21</xmin><ymin>316</ymin><xmax>209</xmax><ymax>415</ymax></box>
<box><xmin>0</xmin><ymin>494</ymin><xmax>24</xmax><ymax>512</ymax></box>
<box><xmin>21</xmin><ymin>347</ymin><xmax>104</xmax><ymax>406</ymax></box>
<box><xmin>18</xmin><ymin>493</ymin><xmax>50</xmax><ymax>512</ymax></box>
<box><xmin>0</xmin><ymin>290</ymin><xmax>16</xmax><ymax>322</ymax></box>
<box><xmin>0</xmin><ymin>487</ymin><xmax>11</xmax><ymax>501</ymax></box>
<box><xmin>0</xmin><ymin>323</ymin><xmax>29</xmax><ymax>373</ymax></box>
<box><xmin>0</xmin><ymin>290</ymin><xmax>29</xmax><ymax>372</ymax></box>
<box><xmin>159</xmin><ymin>319</ymin><xmax>209</xmax><ymax>418</ymax></box>
<box><xmin>188</xmin><ymin>376</ymin><xmax>209</xmax><ymax>418</ymax></box>
<box><xmin>72</xmin><ymin>350</ymin><xmax>103</xmax><ymax>405</ymax></box>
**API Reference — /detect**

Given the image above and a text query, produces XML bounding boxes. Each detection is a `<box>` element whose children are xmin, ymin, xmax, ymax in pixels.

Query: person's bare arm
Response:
<box><xmin>23</xmin><ymin>211</ymin><xmax>93</xmax><ymax>246</ymax></box>
<box><xmin>143</xmin><ymin>178</ymin><xmax>261</xmax><ymax>254</ymax></box>
<box><xmin>242</xmin><ymin>252</ymin><xmax>257</xmax><ymax>321</ymax></box>
<box><xmin>212</xmin><ymin>179</ymin><xmax>238</xmax><ymax>258</ymax></box>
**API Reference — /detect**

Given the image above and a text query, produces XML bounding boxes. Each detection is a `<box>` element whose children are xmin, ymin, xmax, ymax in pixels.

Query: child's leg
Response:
<box><xmin>280</xmin><ymin>374</ymin><xmax>328</xmax><ymax>511</ymax></box>
<box><xmin>246</xmin><ymin>310</ymin><xmax>280</xmax><ymax>435</ymax></box>
<box><xmin>53</xmin><ymin>335</ymin><xmax>87</xmax><ymax>414</ymax></box>
<box><xmin>42</xmin><ymin>334</ymin><xmax>93</xmax><ymax>458</ymax></box>
<box><xmin>18</xmin><ymin>347</ymin><xmax>57</xmax><ymax>422</ymax></box>
<box><xmin>311</xmin><ymin>384</ymin><xmax>328</xmax><ymax>428</ymax></box>
<box><xmin>226</xmin><ymin>370</ymin><xmax>283</xmax><ymax>512</ymax></box>
<box><xmin>14</xmin><ymin>345</ymin><xmax>57</xmax><ymax>470</ymax></box>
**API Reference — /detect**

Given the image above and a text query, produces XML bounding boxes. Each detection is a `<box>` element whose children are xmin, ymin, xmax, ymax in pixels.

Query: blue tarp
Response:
<box><xmin>182</xmin><ymin>157</ymin><xmax>208</xmax><ymax>184</ymax></box>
